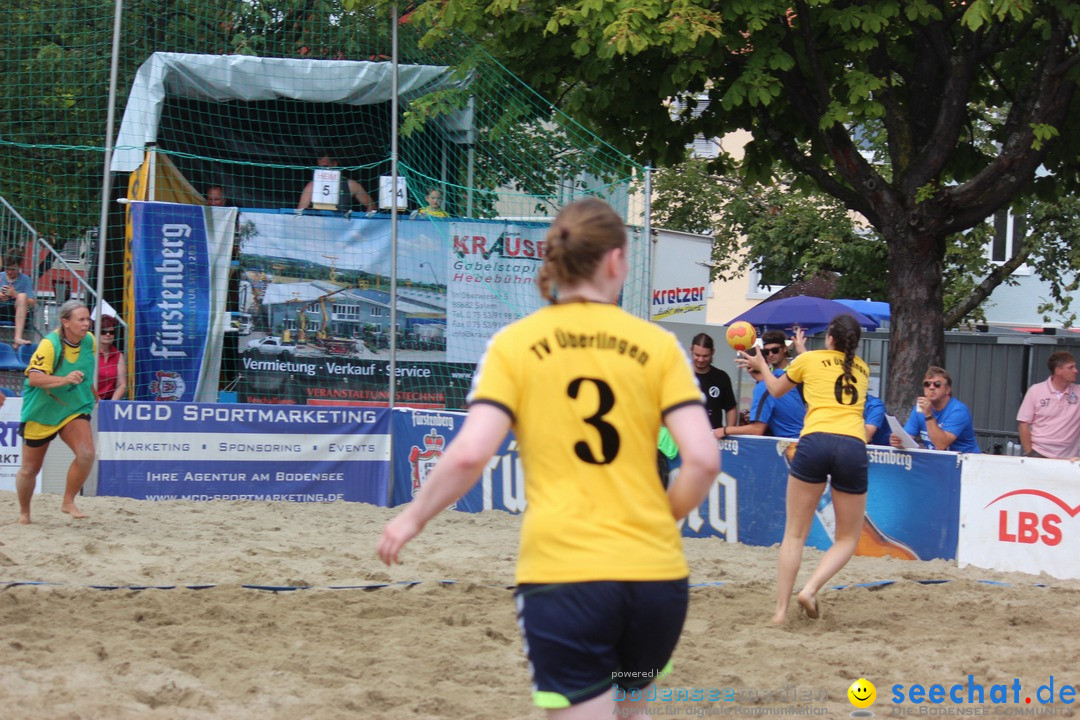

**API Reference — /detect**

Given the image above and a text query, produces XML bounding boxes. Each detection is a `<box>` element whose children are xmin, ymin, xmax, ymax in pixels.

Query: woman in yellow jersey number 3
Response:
<box><xmin>378</xmin><ymin>198</ymin><xmax>718</xmax><ymax>719</ymax></box>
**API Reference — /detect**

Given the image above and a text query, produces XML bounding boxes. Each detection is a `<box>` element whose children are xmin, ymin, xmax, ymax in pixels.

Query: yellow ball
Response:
<box><xmin>725</xmin><ymin>321</ymin><xmax>757</xmax><ymax>352</ymax></box>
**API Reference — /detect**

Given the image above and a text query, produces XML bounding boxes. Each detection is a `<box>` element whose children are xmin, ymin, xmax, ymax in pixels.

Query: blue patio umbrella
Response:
<box><xmin>834</xmin><ymin>298</ymin><xmax>891</xmax><ymax>325</ymax></box>
<box><xmin>725</xmin><ymin>296</ymin><xmax>879</xmax><ymax>335</ymax></box>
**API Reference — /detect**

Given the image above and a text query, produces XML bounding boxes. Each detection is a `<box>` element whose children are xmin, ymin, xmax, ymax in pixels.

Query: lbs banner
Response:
<box><xmin>129</xmin><ymin>201</ymin><xmax>235</xmax><ymax>402</ymax></box>
<box><xmin>97</xmin><ymin>401</ymin><xmax>390</xmax><ymax>504</ymax></box>
<box><xmin>958</xmin><ymin>454</ymin><xmax>1080</xmax><ymax>579</ymax></box>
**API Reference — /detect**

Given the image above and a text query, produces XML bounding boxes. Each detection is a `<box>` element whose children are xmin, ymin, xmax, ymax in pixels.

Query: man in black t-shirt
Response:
<box><xmin>689</xmin><ymin>333</ymin><xmax>737</xmax><ymax>437</ymax></box>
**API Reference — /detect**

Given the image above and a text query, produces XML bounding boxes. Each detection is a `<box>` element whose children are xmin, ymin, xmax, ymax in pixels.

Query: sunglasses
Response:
<box><xmin>762</xmin><ymin>346</ymin><xmax>784</xmax><ymax>355</ymax></box>
<box><xmin>923</xmin><ymin>380</ymin><xmax>944</xmax><ymax>388</ymax></box>
<box><xmin>101</xmin><ymin>329</ymin><xmax>116</xmax><ymax>335</ymax></box>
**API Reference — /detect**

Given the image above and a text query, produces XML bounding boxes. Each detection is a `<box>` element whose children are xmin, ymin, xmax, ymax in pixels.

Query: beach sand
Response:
<box><xmin>2</xmin><ymin>491</ymin><xmax>1078</xmax><ymax>719</ymax></box>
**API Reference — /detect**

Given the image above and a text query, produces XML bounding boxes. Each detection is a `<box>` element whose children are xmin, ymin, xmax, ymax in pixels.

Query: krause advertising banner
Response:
<box><xmin>235</xmin><ymin>212</ymin><xmax>458</xmax><ymax>404</ymax></box>
<box><xmin>240</xmin><ymin>358</ymin><xmax>475</xmax><ymax>410</ymax></box>
<box><xmin>130</xmin><ymin>201</ymin><xmax>235</xmax><ymax>401</ymax></box>
<box><xmin>446</xmin><ymin>220</ymin><xmax>548</xmax><ymax>364</ymax></box>
<box><xmin>957</xmin><ymin>454</ymin><xmax>1080</xmax><ymax>579</ymax></box>
<box><xmin>97</xmin><ymin>401</ymin><xmax>390</xmax><ymax>504</ymax></box>
<box><xmin>674</xmin><ymin>436</ymin><xmax>961</xmax><ymax>560</ymax></box>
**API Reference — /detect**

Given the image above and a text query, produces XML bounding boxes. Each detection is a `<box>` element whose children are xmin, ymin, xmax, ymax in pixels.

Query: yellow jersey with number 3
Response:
<box><xmin>468</xmin><ymin>301</ymin><xmax>705</xmax><ymax>584</ymax></box>
<box><xmin>783</xmin><ymin>349</ymin><xmax>869</xmax><ymax>440</ymax></box>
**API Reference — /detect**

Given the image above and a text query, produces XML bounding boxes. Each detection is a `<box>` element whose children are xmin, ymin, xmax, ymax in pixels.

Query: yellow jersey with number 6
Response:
<box><xmin>468</xmin><ymin>301</ymin><xmax>705</xmax><ymax>584</ymax></box>
<box><xmin>783</xmin><ymin>349</ymin><xmax>869</xmax><ymax>440</ymax></box>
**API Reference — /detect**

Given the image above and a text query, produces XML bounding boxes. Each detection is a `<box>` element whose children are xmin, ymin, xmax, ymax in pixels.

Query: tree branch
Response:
<box><xmin>945</xmin><ymin>18</ymin><xmax>1076</xmax><ymax>231</ymax></box>
<box><xmin>944</xmin><ymin>244</ymin><xmax>1031</xmax><ymax>326</ymax></box>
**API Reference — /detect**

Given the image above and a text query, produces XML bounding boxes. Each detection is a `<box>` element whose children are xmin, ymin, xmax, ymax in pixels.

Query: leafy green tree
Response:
<box><xmin>409</xmin><ymin>0</ymin><xmax>1080</xmax><ymax>411</ymax></box>
<box><xmin>652</xmin><ymin>158</ymin><xmax>888</xmax><ymax>300</ymax></box>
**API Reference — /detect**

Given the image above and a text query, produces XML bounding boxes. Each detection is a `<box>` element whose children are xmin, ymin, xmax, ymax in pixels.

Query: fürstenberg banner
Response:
<box><xmin>129</xmin><ymin>201</ymin><xmax>235</xmax><ymax>402</ymax></box>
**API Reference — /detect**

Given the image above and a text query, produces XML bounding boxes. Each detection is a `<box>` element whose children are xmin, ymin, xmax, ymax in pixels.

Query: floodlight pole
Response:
<box><xmin>92</xmin><ymin>0</ymin><xmax>124</xmax><ymax>400</ymax></box>
<box><xmin>95</xmin><ymin>0</ymin><xmax>124</xmax><ymax>333</ymax></box>
<box><xmin>388</xmin><ymin>2</ymin><xmax>400</xmax><ymax>410</ymax></box>
<box><xmin>643</xmin><ymin>165</ymin><xmax>653</xmax><ymax>319</ymax></box>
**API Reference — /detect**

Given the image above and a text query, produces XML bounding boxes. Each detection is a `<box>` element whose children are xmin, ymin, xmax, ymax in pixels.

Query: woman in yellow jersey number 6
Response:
<box><xmin>378</xmin><ymin>198</ymin><xmax>718</xmax><ymax>719</ymax></box>
<box><xmin>736</xmin><ymin>314</ymin><xmax>869</xmax><ymax>624</ymax></box>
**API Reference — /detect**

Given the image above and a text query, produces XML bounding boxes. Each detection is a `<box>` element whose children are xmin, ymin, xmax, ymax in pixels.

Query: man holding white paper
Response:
<box><xmin>890</xmin><ymin>366</ymin><xmax>980</xmax><ymax>453</ymax></box>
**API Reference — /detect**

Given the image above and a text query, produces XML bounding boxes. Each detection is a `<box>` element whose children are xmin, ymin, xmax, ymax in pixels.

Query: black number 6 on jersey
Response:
<box><xmin>567</xmin><ymin>377</ymin><xmax>620</xmax><ymax>464</ymax></box>
<box><xmin>834</xmin><ymin>374</ymin><xmax>860</xmax><ymax>405</ymax></box>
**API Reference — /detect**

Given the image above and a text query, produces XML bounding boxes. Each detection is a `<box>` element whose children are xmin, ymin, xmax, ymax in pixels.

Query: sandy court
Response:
<box><xmin>2</xmin><ymin>491</ymin><xmax>1078</xmax><ymax>720</ymax></box>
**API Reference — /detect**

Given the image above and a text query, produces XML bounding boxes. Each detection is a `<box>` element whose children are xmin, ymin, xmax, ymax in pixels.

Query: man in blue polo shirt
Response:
<box><xmin>863</xmin><ymin>393</ymin><xmax>892</xmax><ymax>446</ymax></box>
<box><xmin>891</xmin><ymin>366</ymin><xmax>980</xmax><ymax>453</ymax></box>
<box><xmin>717</xmin><ymin>366</ymin><xmax>805</xmax><ymax>440</ymax></box>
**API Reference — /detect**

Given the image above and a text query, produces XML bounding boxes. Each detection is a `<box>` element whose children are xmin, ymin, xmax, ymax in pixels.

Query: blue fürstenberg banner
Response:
<box><xmin>130</xmin><ymin>201</ymin><xmax>235</xmax><ymax>402</ymax></box>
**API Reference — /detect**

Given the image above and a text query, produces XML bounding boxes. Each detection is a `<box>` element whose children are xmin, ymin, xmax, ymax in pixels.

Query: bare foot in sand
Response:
<box><xmin>61</xmin><ymin>502</ymin><xmax>87</xmax><ymax>519</ymax></box>
<box><xmin>771</xmin><ymin>609</ymin><xmax>787</xmax><ymax>625</ymax></box>
<box><xmin>18</xmin><ymin>512</ymin><xmax>31</xmax><ymax>525</ymax></box>
<box><xmin>797</xmin><ymin>591</ymin><xmax>819</xmax><ymax>619</ymax></box>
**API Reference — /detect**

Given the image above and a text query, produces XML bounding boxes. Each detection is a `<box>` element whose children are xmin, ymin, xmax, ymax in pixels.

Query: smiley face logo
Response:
<box><xmin>848</xmin><ymin>678</ymin><xmax>876</xmax><ymax>709</ymax></box>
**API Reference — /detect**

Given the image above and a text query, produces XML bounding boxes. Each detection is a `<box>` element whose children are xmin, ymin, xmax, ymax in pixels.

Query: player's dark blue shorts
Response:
<box><xmin>514</xmin><ymin>579</ymin><xmax>689</xmax><ymax>709</ymax></box>
<box><xmin>789</xmin><ymin>431</ymin><xmax>868</xmax><ymax>494</ymax></box>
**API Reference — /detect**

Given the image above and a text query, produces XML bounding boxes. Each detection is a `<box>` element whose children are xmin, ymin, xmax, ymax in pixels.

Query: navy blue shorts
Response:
<box><xmin>514</xmin><ymin>579</ymin><xmax>689</xmax><ymax>709</ymax></box>
<box><xmin>18</xmin><ymin>414</ymin><xmax>92</xmax><ymax>448</ymax></box>
<box><xmin>789</xmin><ymin>431</ymin><xmax>868</xmax><ymax>494</ymax></box>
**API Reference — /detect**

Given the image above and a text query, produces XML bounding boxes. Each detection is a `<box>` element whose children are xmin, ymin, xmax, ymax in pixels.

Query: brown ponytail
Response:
<box><xmin>827</xmin><ymin>314</ymin><xmax>862</xmax><ymax>385</ymax></box>
<box><xmin>538</xmin><ymin>198</ymin><xmax>626</xmax><ymax>303</ymax></box>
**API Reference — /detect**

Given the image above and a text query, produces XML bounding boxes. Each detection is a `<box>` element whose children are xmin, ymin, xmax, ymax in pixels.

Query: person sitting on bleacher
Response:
<box><xmin>0</xmin><ymin>249</ymin><xmax>35</xmax><ymax>348</ymax></box>
<box><xmin>296</xmin><ymin>153</ymin><xmax>376</xmax><ymax>213</ymax></box>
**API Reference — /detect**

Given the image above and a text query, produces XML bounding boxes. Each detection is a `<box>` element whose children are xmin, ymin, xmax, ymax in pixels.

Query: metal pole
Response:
<box><xmin>642</xmin><ymin>165</ymin><xmax>653</xmax><ymax>319</ymax></box>
<box><xmin>93</xmin><ymin>0</ymin><xmax>124</xmax><ymax>381</ymax></box>
<box><xmin>389</xmin><ymin>1</ymin><xmax>400</xmax><ymax>404</ymax></box>
<box><xmin>87</xmin><ymin>0</ymin><xmax>124</xmax><ymax>493</ymax></box>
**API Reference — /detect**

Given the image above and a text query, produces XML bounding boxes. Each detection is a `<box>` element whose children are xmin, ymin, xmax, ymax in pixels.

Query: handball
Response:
<box><xmin>725</xmin><ymin>321</ymin><xmax>757</xmax><ymax>352</ymax></box>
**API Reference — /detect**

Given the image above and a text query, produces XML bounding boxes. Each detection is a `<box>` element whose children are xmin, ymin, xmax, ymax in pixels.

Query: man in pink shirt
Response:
<box><xmin>1017</xmin><ymin>351</ymin><xmax>1080</xmax><ymax>458</ymax></box>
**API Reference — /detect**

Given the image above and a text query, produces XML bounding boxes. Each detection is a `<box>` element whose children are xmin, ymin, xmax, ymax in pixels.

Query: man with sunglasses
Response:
<box><xmin>1016</xmin><ymin>351</ymin><xmax>1080</xmax><ymax>459</ymax></box>
<box><xmin>891</xmin><ymin>367</ymin><xmax>980</xmax><ymax>453</ymax></box>
<box><xmin>719</xmin><ymin>364</ymin><xmax>805</xmax><ymax>440</ymax></box>
<box><xmin>760</xmin><ymin>329</ymin><xmax>806</xmax><ymax>371</ymax></box>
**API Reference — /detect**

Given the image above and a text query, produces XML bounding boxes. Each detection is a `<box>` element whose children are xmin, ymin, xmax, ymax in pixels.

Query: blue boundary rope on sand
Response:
<box><xmin>0</xmin><ymin>578</ymin><xmax>1053</xmax><ymax>592</ymax></box>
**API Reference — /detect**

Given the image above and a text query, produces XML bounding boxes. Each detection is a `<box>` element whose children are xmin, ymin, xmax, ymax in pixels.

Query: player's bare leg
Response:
<box><xmin>773</xmin><ymin>475</ymin><xmax>825</xmax><ymax>624</ymax></box>
<box><xmin>16</xmin><ymin>442</ymin><xmax>47</xmax><ymax>524</ymax></box>
<box><xmin>58</xmin><ymin>419</ymin><xmax>94</xmax><ymax>519</ymax></box>
<box><xmin>12</xmin><ymin>293</ymin><xmax>31</xmax><ymax>346</ymax></box>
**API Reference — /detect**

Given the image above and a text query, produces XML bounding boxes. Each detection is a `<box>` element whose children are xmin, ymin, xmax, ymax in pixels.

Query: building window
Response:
<box><xmin>988</xmin><ymin>209</ymin><xmax>1032</xmax><ymax>275</ymax></box>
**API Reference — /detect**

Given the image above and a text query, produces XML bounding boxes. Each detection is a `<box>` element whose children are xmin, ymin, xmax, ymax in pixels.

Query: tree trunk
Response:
<box><xmin>884</xmin><ymin>226</ymin><xmax>947</xmax><ymax>417</ymax></box>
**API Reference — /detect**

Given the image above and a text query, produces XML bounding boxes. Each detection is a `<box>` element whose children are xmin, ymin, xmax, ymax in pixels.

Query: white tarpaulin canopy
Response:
<box><xmin>112</xmin><ymin>52</ymin><xmax>473</xmax><ymax>173</ymax></box>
